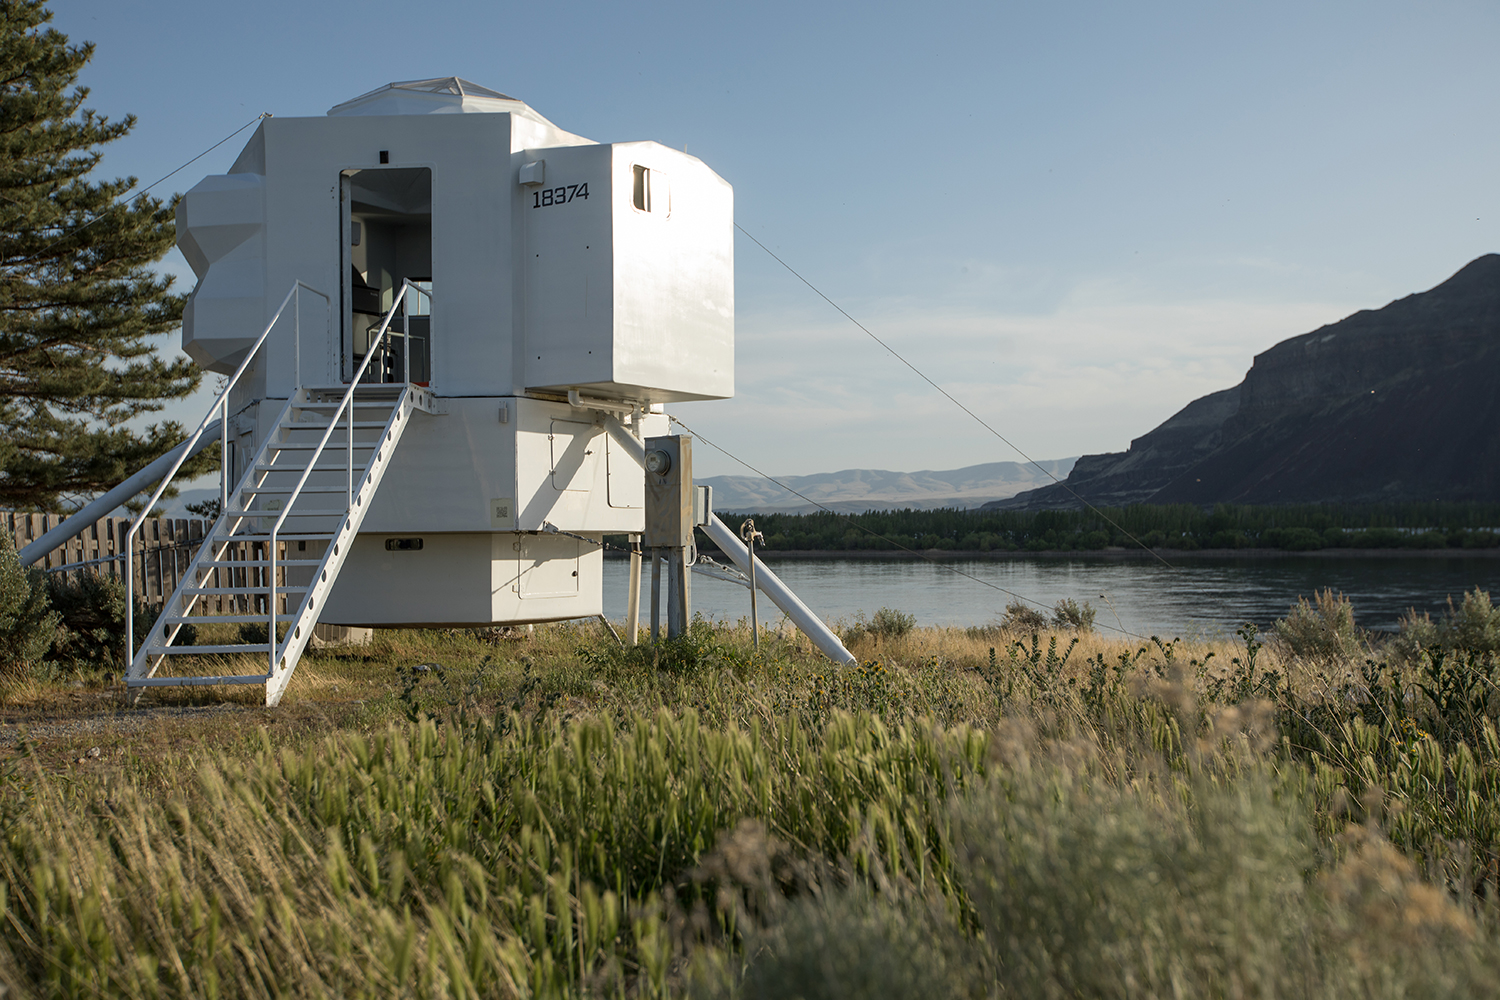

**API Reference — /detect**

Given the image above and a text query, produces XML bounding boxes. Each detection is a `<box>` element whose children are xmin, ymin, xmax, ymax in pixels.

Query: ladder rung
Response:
<box><xmin>200</xmin><ymin>558</ymin><xmax>324</xmax><ymax>568</ymax></box>
<box><xmin>127</xmin><ymin>674</ymin><xmax>269</xmax><ymax>687</ymax></box>
<box><xmin>143</xmin><ymin>644</ymin><xmax>273</xmax><ymax>655</ymax></box>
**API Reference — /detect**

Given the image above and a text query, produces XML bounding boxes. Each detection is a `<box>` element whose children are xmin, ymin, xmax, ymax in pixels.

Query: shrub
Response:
<box><xmin>724</xmin><ymin>886</ymin><xmax>977</xmax><ymax>1000</ymax></box>
<box><xmin>842</xmin><ymin>607</ymin><xmax>918</xmax><ymax>644</ymax></box>
<box><xmin>1273</xmin><ymin>588</ymin><xmax>1362</xmax><ymax>662</ymax></box>
<box><xmin>577</xmin><ymin>614</ymin><xmax>748</xmax><ymax>676</ymax></box>
<box><xmin>47</xmin><ymin>570</ymin><xmax>156</xmax><ymax>672</ymax></box>
<box><xmin>1392</xmin><ymin>588</ymin><xmax>1500</xmax><ymax>663</ymax></box>
<box><xmin>999</xmin><ymin>599</ymin><xmax>1050</xmax><ymax>633</ymax></box>
<box><xmin>1394</xmin><ymin>607</ymin><xmax>1440</xmax><ymax>660</ymax></box>
<box><xmin>0</xmin><ymin>536</ymin><xmax>61</xmax><ymax>680</ymax></box>
<box><xmin>954</xmin><ymin>769</ymin><xmax>1491</xmax><ymax>999</ymax></box>
<box><xmin>1051</xmin><ymin>597</ymin><xmax>1096</xmax><ymax>632</ymax></box>
<box><xmin>1438</xmin><ymin>588</ymin><xmax>1500</xmax><ymax>652</ymax></box>
<box><xmin>866</xmin><ymin>607</ymin><xmax>916</xmax><ymax>640</ymax></box>
<box><xmin>957</xmin><ymin>771</ymin><xmax>1314</xmax><ymax>998</ymax></box>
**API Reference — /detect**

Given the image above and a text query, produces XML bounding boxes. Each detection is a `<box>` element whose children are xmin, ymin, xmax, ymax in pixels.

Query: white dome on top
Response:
<box><xmin>327</xmin><ymin>78</ymin><xmax>559</xmax><ymax>127</ymax></box>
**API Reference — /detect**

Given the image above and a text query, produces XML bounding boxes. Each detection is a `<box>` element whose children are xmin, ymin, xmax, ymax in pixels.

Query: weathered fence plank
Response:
<box><xmin>3</xmin><ymin>511</ymin><xmax>213</xmax><ymax>607</ymax></box>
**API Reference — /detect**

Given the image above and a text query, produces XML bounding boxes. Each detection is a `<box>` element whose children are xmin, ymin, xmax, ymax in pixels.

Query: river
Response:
<box><xmin>601</xmin><ymin>554</ymin><xmax>1500</xmax><ymax>640</ymax></box>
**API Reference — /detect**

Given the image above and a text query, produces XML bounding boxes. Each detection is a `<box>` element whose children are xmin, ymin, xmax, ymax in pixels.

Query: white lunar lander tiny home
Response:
<box><xmin>96</xmin><ymin>78</ymin><xmax>852</xmax><ymax>705</ymax></box>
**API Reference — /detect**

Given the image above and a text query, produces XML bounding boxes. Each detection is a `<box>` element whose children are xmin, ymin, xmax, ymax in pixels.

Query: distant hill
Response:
<box><xmin>989</xmin><ymin>254</ymin><xmax>1500</xmax><ymax>511</ymax></box>
<box><xmin>703</xmin><ymin>458</ymin><xmax>1077</xmax><ymax>514</ymax></box>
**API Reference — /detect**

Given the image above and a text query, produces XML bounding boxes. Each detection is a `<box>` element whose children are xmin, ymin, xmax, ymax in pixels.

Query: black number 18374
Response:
<box><xmin>533</xmin><ymin>184</ymin><xmax>589</xmax><ymax>208</ymax></box>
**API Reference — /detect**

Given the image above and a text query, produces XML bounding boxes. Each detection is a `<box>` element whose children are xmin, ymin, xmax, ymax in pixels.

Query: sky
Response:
<box><xmin>48</xmin><ymin>0</ymin><xmax>1500</xmax><ymax>480</ymax></box>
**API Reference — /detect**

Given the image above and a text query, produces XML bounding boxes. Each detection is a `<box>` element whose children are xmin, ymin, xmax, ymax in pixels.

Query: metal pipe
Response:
<box><xmin>703</xmin><ymin>514</ymin><xmax>857</xmax><ymax>666</ymax></box>
<box><xmin>741</xmin><ymin>518</ymin><xmax>762</xmax><ymax>651</ymax></box>
<box><xmin>603</xmin><ymin>415</ymin><xmax>646</xmax><ymax>468</ymax></box>
<box><xmin>18</xmin><ymin>420</ymin><xmax>223</xmax><ymax>568</ymax></box>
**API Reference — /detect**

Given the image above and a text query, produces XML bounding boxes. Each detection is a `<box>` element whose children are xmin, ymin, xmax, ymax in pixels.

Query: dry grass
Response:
<box><xmin>3</xmin><ymin>616</ymin><xmax>1500</xmax><ymax>998</ymax></box>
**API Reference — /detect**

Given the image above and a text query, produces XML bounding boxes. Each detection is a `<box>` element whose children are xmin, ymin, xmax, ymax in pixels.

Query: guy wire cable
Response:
<box><xmin>670</xmin><ymin>414</ymin><xmax>1153</xmax><ymax>642</ymax></box>
<box><xmin>734</xmin><ymin>222</ymin><xmax>1174</xmax><ymax>570</ymax></box>
<box><xmin>6</xmin><ymin>112</ymin><xmax>272</xmax><ymax>271</ymax></box>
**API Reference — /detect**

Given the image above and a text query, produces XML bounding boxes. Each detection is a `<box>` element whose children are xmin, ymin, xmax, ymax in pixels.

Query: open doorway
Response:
<box><xmin>340</xmin><ymin>167</ymin><xmax>431</xmax><ymax>384</ymax></box>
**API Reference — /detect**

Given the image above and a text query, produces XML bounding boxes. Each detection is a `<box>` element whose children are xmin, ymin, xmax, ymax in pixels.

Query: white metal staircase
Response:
<box><xmin>124</xmin><ymin>279</ymin><xmax>436</xmax><ymax>706</ymax></box>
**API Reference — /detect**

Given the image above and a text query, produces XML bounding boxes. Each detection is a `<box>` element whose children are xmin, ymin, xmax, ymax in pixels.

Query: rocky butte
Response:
<box><xmin>990</xmin><ymin>254</ymin><xmax>1500</xmax><ymax>511</ymax></box>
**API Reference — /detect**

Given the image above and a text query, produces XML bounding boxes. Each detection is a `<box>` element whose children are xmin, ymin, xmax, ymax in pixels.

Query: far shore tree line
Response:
<box><xmin>682</xmin><ymin>502</ymin><xmax>1500</xmax><ymax>554</ymax></box>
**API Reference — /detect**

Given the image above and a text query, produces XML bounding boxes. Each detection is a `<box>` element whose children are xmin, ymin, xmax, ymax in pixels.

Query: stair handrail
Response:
<box><xmin>126</xmin><ymin>280</ymin><xmax>329</xmax><ymax>669</ymax></box>
<box><xmin>263</xmin><ymin>280</ymin><xmax>430</xmax><ymax>676</ymax></box>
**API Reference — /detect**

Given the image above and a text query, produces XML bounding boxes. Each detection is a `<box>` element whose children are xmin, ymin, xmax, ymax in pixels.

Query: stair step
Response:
<box><xmin>129</xmin><ymin>383</ymin><xmax>414</xmax><ymax>708</ymax></box>
<box><xmin>201</xmin><ymin>558</ymin><xmax>325</xmax><ymax>567</ymax></box>
<box><xmin>163</xmin><ymin>613</ymin><xmax>300</xmax><ymax>624</ymax></box>
<box><xmin>126</xmin><ymin>674</ymin><xmax>269</xmax><ymax>688</ymax></box>
<box><xmin>283</xmin><ymin>420</ymin><xmax>392</xmax><ymax>429</ymax></box>
<box><xmin>180</xmin><ymin>586</ymin><xmax>310</xmax><ymax>596</ymax></box>
<box><xmin>240</xmin><ymin>486</ymin><xmax>352</xmax><ymax>494</ymax></box>
<box><xmin>255</xmin><ymin>464</ymin><xmax>355</xmax><ymax>473</ymax></box>
<box><xmin>144</xmin><ymin>644</ymin><xmax>273</xmax><ymax>655</ymax></box>
<box><xmin>294</xmin><ymin>401</ymin><xmax>401</xmax><ymax>412</ymax></box>
<box><xmin>216</xmin><ymin>532</ymin><xmax>338</xmax><ymax>542</ymax></box>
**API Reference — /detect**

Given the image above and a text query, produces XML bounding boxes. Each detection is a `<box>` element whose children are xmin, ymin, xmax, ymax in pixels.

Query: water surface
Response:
<box><xmin>602</xmin><ymin>555</ymin><xmax>1500</xmax><ymax>640</ymax></box>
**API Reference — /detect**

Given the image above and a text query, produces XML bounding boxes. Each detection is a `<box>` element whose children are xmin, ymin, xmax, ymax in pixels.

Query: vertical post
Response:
<box><xmin>666</xmin><ymin>548</ymin><xmax>680</xmax><ymax>638</ymax></box>
<box><xmin>669</xmin><ymin>547</ymin><xmax>691</xmax><ymax>639</ymax></box>
<box><xmin>649</xmin><ymin>547</ymin><xmax>662</xmax><ymax>642</ymax></box>
<box><xmin>627</xmin><ymin>533</ymin><xmax>641</xmax><ymax>645</ymax></box>
<box><xmin>269</xmin><ymin>523</ymin><xmax>277</xmax><ymax>676</ymax></box>
<box><xmin>742</xmin><ymin>519</ymin><xmax>761</xmax><ymax>652</ymax></box>
<box><xmin>125</xmin><ymin>523</ymin><xmax>135</xmax><ymax>672</ymax></box>
<box><xmin>403</xmin><ymin>284</ymin><xmax>411</xmax><ymax>385</ymax></box>
<box><xmin>294</xmin><ymin>283</ymin><xmax>301</xmax><ymax>388</ymax></box>
<box><xmin>220</xmin><ymin>396</ymin><xmax>229</xmax><ymax>515</ymax></box>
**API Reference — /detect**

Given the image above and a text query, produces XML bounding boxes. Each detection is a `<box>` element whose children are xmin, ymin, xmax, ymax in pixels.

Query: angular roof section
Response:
<box><xmin>327</xmin><ymin>78</ymin><xmax>556</xmax><ymax>123</ymax></box>
<box><xmin>351</xmin><ymin>77</ymin><xmax>514</xmax><ymax>101</ymax></box>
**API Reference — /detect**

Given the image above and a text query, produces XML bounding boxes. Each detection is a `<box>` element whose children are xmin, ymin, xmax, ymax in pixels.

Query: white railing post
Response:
<box><xmin>269</xmin><ymin>524</ymin><xmax>277</xmax><ymax>675</ymax></box>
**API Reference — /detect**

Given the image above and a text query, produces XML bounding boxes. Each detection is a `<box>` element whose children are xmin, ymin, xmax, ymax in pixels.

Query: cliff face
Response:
<box><xmin>991</xmin><ymin>254</ymin><xmax>1500</xmax><ymax>510</ymax></box>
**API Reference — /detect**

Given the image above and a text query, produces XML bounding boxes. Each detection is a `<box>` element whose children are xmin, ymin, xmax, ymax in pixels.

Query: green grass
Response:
<box><xmin>3</xmin><ymin>613</ymin><xmax>1500</xmax><ymax>997</ymax></box>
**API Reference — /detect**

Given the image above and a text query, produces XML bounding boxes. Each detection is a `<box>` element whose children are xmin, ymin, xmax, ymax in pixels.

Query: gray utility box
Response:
<box><xmin>644</xmin><ymin>435</ymin><xmax>693</xmax><ymax>549</ymax></box>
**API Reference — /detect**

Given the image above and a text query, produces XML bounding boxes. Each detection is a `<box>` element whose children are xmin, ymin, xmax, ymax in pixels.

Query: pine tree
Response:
<box><xmin>0</xmin><ymin>0</ymin><xmax>208</xmax><ymax>512</ymax></box>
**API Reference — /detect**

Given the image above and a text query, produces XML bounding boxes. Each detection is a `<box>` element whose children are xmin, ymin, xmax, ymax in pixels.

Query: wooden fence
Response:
<box><xmin>4</xmin><ymin>511</ymin><xmax>286</xmax><ymax>613</ymax></box>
